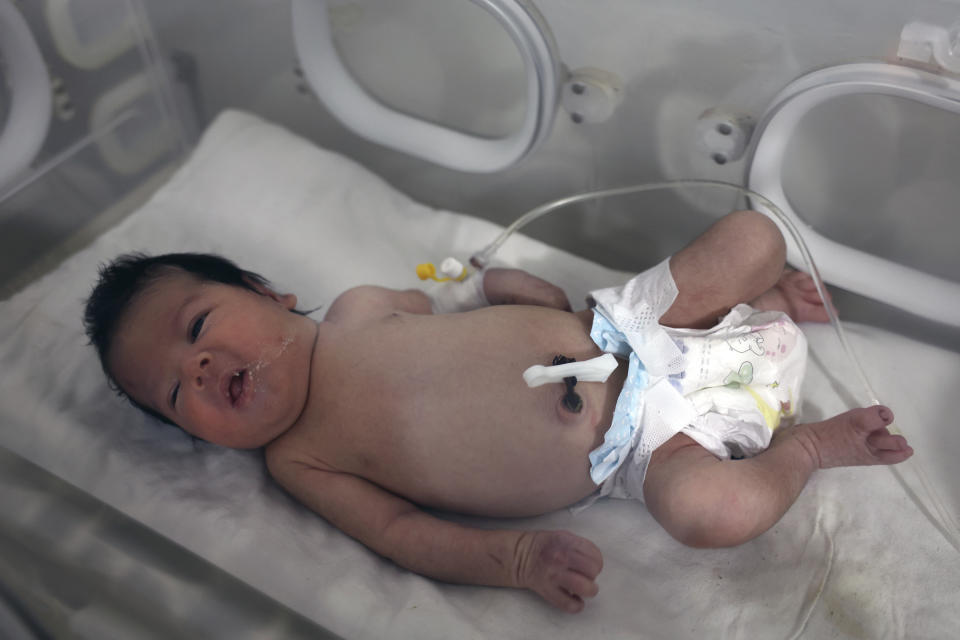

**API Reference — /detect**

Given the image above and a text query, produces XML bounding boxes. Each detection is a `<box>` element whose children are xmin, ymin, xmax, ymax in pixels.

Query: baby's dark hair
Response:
<box><xmin>83</xmin><ymin>252</ymin><xmax>270</xmax><ymax>425</ymax></box>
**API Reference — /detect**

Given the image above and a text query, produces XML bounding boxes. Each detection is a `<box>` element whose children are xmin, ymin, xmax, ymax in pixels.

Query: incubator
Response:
<box><xmin>0</xmin><ymin>0</ymin><xmax>51</xmax><ymax>188</ymax></box>
<box><xmin>0</xmin><ymin>0</ymin><xmax>191</xmax><ymax>297</ymax></box>
<box><xmin>2</xmin><ymin>1</ymin><xmax>960</xmax><ymax>639</ymax></box>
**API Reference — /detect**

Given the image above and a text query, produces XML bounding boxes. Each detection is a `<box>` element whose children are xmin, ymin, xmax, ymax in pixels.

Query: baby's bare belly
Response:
<box><xmin>296</xmin><ymin>306</ymin><xmax>626</xmax><ymax>517</ymax></box>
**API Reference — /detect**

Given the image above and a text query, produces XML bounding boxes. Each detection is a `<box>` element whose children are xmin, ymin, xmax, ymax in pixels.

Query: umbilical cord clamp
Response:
<box><xmin>553</xmin><ymin>355</ymin><xmax>583</xmax><ymax>413</ymax></box>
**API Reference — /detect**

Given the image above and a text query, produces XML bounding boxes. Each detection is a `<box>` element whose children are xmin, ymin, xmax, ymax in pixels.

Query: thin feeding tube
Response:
<box><xmin>470</xmin><ymin>179</ymin><xmax>871</xmax><ymax>399</ymax></box>
<box><xmin>469</xmin><ymin>179</ymin><xmax>960</xmax><ymax>552</ymax></box>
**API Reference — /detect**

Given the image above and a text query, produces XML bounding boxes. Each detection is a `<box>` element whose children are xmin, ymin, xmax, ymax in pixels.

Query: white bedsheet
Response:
<box><xmin>2</xmin><ymin>110</ymin><xmax>958</xmax><ymax>639</ymax></box>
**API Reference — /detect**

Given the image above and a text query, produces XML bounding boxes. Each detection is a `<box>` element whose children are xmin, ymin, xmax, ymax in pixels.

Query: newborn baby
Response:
<box><xmin>84</xmin><ymin>210</ymin><xmax>912</xmax><ymax>612</ymax></box>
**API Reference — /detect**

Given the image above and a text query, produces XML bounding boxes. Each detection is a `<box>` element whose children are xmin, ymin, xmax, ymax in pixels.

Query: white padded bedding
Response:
<box><xmin>2</xmin><ymin>110</ymin><xmax>958</xmax><ymax>639</ymax></box>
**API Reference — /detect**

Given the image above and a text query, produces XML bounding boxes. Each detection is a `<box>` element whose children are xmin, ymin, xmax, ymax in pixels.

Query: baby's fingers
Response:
<box><xmin>568</xmin><ymin>539</ymin><xmax>604</xmax><ymax>579</ymax></box>
<box><xmin>544</xmin><ymin>571</ymin><xmax>598</xmax><ymax>613</ymax></box>
<box><xmin>523</xmin><ymin>530</ymin><xmax>604</xmax><ymax>612</ymax></box>
<box><xmin>559</xmin><ymin>568</ymin><xmax>599</xmax><ymax>600</ymax></box>
<box><xmin>543</xmin><ymin>585</ymin><xmax>586</xmax><ymax>613</ymax></box>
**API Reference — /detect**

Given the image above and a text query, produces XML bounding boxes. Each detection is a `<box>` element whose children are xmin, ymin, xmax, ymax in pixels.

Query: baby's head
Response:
<box><xmin>84</xmin><ymin>253</ymin><xmax>317</xmax><ymax>448</ymax></box>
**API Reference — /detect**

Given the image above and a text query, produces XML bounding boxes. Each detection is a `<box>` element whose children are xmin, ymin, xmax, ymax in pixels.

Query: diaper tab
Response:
<box><xmin>589</xmin><ymin>258</ymin><xmax>684</xmax><ymax>377</ymax></box>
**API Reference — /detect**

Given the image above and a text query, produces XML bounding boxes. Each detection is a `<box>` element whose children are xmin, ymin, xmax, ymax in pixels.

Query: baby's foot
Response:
<box><xmin>751</xmin><ymin>269</ymin><xmax>835</xmax><ymax>323</ymax></box>
<box><xmin>791</xmin><ymin>406</ymin><xmax>913</xmax><ymax>469</ymax></box>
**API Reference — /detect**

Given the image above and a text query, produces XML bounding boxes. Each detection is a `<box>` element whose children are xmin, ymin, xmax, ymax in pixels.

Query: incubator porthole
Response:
<box><xmin>0</xmin><ymin>0</ymin><xmax>53</xmax><ymax>189</ymax></box>
<box><xmin>44</xmin><ymin>0</ymin><xmax>137</xmax><ymax>69</ymax></box>
<box><xmin>292</xmin><ymin>0</ymin><xmax>564</xmax><ymax>172</ymax></box>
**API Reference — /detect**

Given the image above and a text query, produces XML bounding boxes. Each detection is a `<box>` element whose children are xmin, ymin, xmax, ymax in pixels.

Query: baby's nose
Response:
<box><xmin>188</xmin><ymin>352</ymin><xmax>213</xmax><ymax>389</ymax></box>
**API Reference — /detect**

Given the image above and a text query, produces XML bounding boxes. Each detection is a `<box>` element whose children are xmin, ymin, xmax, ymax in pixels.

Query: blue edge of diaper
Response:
<box><xmin>588</xmin><ymin>311</ymin><xmax>649</xmax><ymax>486</ymax></box>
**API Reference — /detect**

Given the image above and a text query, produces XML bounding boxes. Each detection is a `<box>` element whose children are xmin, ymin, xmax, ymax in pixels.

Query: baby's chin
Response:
<box><xmin>239</xmin><ymin>387</ymin><xmax>313</xmax><ymax>449</ymax></box>
<box><xmin>220</xmin><ymin>322</ymin><xmax>319</xmax><ymax>449</ymax></box>
<box><xmin>205</xmin><ymin>371</ymin><xmax>313</xmax><ymax>449</ymax></box>
<box><xmin>210</xmin><ymin>414</ymin><xmax>298</xmax><ymax>449</ymax></box>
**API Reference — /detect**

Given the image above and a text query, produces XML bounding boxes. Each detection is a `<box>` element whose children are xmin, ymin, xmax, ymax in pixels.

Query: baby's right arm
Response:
<box><xmin>266</xmin><ymin>454</ymin><xmax>603</xmax><ymax>612</ymax></box>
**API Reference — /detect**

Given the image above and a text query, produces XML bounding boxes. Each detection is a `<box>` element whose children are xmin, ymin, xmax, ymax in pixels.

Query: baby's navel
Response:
<box><xmin>552</xmin><ymin>356</ymin><xmax>584</xmax><ymax>414</ymax></box>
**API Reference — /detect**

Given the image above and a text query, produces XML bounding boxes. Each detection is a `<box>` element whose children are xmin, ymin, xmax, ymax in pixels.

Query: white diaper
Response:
<box><xmin>669</xmin><ymin>304</ymin><xmax>807</xmax><ymax>462</ymax></box>
<box><xmin>584</xmin><ymin>260</ymin><xmax>808</xmax><ymax>505</ymax></box>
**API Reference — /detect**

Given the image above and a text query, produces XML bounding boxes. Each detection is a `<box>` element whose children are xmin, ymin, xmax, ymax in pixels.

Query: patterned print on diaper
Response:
<box><xmin>671</xmin><ymin>306</ymin><xmax>806</xmax><ymax>431</ymax></box>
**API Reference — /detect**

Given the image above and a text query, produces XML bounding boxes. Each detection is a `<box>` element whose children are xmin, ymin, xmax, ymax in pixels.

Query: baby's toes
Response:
<box><xmin>787</xmin><ymin>270</ymin><xmax>817</xmax><ymax>290</ymax></box>
<box><xmin>802</xmin><ymin>405</ymin><xmax>910</xmax><ymax>468</ymax></box>
<box><xmin>867</xmin><ymin>431</ymin><xmax>913</xmax><ymax>463</ymax></box>
<box><xmin>854</xmin><ymin>405</ymin><xmax>893</xmax><ymax>432</ymax></box>
<box><xmin>856</xmin><ymin>406</ymin><xmax>912</xmax><ymax>463</ymax></box>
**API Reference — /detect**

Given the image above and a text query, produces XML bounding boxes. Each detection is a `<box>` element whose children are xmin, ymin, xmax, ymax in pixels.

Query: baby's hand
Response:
<box><xmin>516</xmin><ymin>530</ymin><xmax>603</xmax><ymax>613</ymax></box>
<box><xmin>483</xmin><ymin>268</ymin><xmax>572</xmax><ymax>311</ymax></box>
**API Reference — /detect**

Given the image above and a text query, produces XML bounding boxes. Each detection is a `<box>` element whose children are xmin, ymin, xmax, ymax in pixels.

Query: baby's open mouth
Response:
<box><xmin>229</xmin><ymin>369</ymin><xmax>246</xmax><ymax>405</ymax></box>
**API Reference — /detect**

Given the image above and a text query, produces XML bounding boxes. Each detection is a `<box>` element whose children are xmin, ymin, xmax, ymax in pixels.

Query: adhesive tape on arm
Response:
<box><xmin>429</xmin><ymin>271</ymin><xmax>489</xmax><ymax>314</ymax></box>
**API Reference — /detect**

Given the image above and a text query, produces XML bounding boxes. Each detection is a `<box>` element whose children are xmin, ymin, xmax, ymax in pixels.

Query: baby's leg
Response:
<box><xmin>660</xmin><ymin>210</ymin><xmax>786</xmax><ymax>329</ymax></box>
<box><xmin>642</xmin><ymin>406</ymin><xmax>912</xmax><ymax>548</ymax></box>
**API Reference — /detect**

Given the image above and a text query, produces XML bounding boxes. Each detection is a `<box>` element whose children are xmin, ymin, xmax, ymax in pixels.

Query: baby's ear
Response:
<box><xmin>276</xmin><ymin>292</ymin><xmax>298</xmax><ymax>310</ymax></box>
<box><xmin>243</xmin><ymin>276</ymin><xmax>298</xmax><ymax>310</ymax></box>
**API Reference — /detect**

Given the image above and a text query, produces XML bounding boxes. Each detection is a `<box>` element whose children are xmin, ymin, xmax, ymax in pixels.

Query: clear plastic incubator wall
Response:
<box><xmin>1</xmin><ymin>1</ymin><xmax>959</xmax><ymax>639</ymax></box>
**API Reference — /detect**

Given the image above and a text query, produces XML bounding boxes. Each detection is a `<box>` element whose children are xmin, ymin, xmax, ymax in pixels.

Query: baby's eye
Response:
<box><xmin>171</xmin><ymin>382</ymin><xmax>180</xmax><ymax>409</ymax></box>
<box><xmin>189</xmin><ymin>312</ymin><xmax>208</xmax><ymax>342</ymax></box>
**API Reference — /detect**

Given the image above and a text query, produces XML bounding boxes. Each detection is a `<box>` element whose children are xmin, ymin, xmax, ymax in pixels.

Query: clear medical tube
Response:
<box><xmin>469</xmin><ymin>179</ymin><xmax>960</xmax><ymax>552</ymax></box>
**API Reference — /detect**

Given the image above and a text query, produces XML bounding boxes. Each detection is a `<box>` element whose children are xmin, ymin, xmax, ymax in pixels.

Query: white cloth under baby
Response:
<box><xmin>584</xmin><ymin>259</ymin><xmax>808</xmax><ymax>504</ymax></box>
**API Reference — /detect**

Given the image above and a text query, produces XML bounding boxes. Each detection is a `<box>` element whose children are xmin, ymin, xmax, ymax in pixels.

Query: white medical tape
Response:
<box><xmin>523</xmin><ymin>353</ymin><xmax>619</xmax><ymax>388</ymax></box>
<box><xmin>428</xmin><ymin>271</ymin><xmax>489</xmax><ymax>314</ymax></box>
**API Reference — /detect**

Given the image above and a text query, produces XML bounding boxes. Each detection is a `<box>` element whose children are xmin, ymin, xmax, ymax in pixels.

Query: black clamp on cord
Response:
<box><xmin>552</xmin><ymin>355</ymin><xmax>583</xmax><ymax>413</ymax></box>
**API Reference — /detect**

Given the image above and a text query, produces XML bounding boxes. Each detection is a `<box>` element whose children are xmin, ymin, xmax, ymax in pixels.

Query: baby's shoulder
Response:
<box><xmin>264</xmin><ymin>433</ymin><xmax>337</xmax><ymax>481</ymax></box>
<box><xmin>324</xmin><ymin>285</ymin><xmax>430</xmax><ymax>323</ymax></box>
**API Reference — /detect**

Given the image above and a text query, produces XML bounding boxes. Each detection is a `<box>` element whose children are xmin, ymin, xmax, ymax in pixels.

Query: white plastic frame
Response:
<box><xmin>747</xmin><ymin>63</ymin><xmax>960</xmax><ymax>327</ymax></box>
<box><xmin>90</xmin><ymin>72</ymin><xmax>177</xmax><ymax>175</ymax></box>
<box><xmin>291</xmin><ymin>0</ymin><xmax>563</xmax><ymax>173</ymax></box>
<box><xmin>44</xmin><ymin>0</ymin><xmax>137</xmax><ymax>70</ymax></box>
<box><xmin>0</xmin><ymin>0</ymin><xmax>52</xmax><ymax>191</ymax></box>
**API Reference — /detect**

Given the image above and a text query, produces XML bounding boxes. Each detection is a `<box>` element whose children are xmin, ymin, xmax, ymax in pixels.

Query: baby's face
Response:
<box><xmin>108</xmin><ymin>271</ymin><xmax>317</xmax><ymax>448</ymax></box>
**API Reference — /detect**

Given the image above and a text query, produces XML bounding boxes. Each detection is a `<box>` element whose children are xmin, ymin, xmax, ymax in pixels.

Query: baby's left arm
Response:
<box><xmin>481</xmin><ymin>268</ymin><xmax>571</xmax><ymax>311</ymax></box>
<box><xmin>326</xmin><ymin>268</ymin><xmax>570</xmax><ymax>323</ymax></box>
<box><xmin>429</xmin><ymin>267</ymin><xmax>570</xmax><ymax>314</ymax></box>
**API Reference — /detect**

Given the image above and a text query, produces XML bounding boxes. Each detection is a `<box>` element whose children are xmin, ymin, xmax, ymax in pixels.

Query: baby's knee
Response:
<box><xmin>646</xmin><ymin>480</ymin><xmax>760</xmax><ymax>549</ymax></box>
<box><xmin>719</xmin><ymin>210</ymin><xmax>786</xmax><ymax>294</ymax></box>
<box><xmin>729</xmin><ymin>210</ymin><xmax>785</xmax><ymax>267</ymax></box>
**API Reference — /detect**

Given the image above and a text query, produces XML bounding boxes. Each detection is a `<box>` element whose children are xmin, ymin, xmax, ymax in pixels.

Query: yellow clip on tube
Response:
<box><xmin>416</xmin><ymin>258</ymin><xmax>468</xmax><ymax>282</ymax></box>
